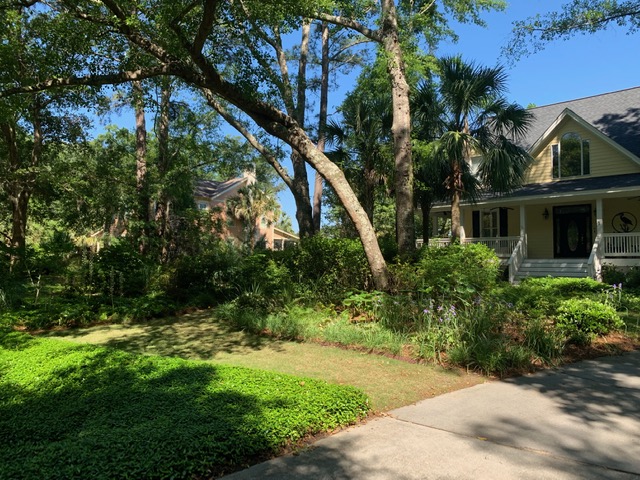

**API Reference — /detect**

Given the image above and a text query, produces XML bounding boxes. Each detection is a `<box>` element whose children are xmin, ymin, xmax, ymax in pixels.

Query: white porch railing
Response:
<box><xmin>603</xmin><ymin>233</ymin><xmax>640</xmax><ymax>257</ymax></box>
<box><xmin>425</xmin><ymin>236</ymin><xmax>519</xmax><ymax>258</ymax></box>
<box><xmin>507</xmin><ymin>237</ymin><xmax>526</xmax><ymax>284</ymax></box>
<box><xmin>588</xmin><ymin>233</ymin><xmax>603</xmax><ymax>281</ymax></box>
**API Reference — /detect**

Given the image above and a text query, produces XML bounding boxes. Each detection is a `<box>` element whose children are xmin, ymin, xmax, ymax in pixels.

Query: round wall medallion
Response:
<box><xmin>612</xmin><ymin>212</ymin><xmax>638</xmax><ymax>233</ymax></box>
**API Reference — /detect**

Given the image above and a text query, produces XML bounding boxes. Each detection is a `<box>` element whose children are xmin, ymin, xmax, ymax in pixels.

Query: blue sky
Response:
<box><xmin>438</xmin><ymin>2</ymin><xmax>640</xmax><ymax>108</ymax></box>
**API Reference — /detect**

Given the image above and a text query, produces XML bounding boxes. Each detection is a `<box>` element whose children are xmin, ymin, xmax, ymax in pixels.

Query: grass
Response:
<box><xmin>0</xmin><ymin>327</ymin><xmax>369</xmax><ymax>479</ymax></box>
<box><xmin>42</xmin><ymin>310</ymin><xmax>485</xmax><ymax>411</ymax></box>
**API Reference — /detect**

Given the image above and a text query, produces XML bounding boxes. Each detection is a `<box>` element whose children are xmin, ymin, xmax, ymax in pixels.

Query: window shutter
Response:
<box><xmin>472</xmin><ymin>210</ymin><xmax>480</xmax><ymax>238</ymax></box>
<box><xmin>499</xmin><ymin>208</ymin><xmax>508</xmax><ymax>237</ymax></box>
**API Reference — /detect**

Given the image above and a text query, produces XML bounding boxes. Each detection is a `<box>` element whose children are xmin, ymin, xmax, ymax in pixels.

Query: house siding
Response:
<box><xmin>524</xmin><ymin>118</ymin><xmax>640</xmax><ymax>185</ymax></box>
<box><xmin>603</xmin><ymin>198</ymin><xmax>640</xmax><ymax>235</ymax></box>
<box><xmin>525</xmin><ymin>205</ymin><xmax>553</xmax><ymax>259</ymax></box>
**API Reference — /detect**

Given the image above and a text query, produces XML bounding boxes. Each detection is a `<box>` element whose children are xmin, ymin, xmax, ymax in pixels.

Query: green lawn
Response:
<box><xmin>0</xmin><ymin>328</ymin><xmax>369</xmax><ymax>479</ymax></box>
<box><xmin>44</xmin><ymin>310</ymin><xmax>486</xmax><ymax>411</ymax></box>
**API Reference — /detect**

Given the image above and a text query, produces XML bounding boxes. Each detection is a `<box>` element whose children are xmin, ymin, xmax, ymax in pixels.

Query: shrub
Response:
<box><xmin>168</xmin><ymin>241</ymin><xmax>242</xmax><ymax>302</ymax></box>
<box><xmin>409</xmin><ymin>243</ymin><xmax>500</xmax><ymax>300</ymax></box>
<box><xmin>503</xmin><ymin>277</ymin><xmax>606</xmax><ymax>319</ymax></box>
<box><xmin>235</xmin><ymin>253</ymin><xmax>296</xmax><ymax>304</ymax></box>
<box><xmin>555</xmin><ymin>298</ymin><xmax>623</xmax><ymax>345</ymax></box>
<box><xmin>92</xmin><ymin>241</ymin><xmax>147</xmax><ymax>296</ymax></box>
<box><xmin>288</xmin><ymin>235</ymin><xmax>371</xmax><ymax>303</ymax></box>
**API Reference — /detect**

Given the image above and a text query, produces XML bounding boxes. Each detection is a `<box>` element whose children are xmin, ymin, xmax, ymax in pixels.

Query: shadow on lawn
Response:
<box><xmin>45</xmin><ymin>310</ymin><xmax>288</xmax><ymax>360</ymax></box>
<box><xmin>0</xmin><ymin>342</ymin><xmax>303</xmax><ymax>480</ymax></box>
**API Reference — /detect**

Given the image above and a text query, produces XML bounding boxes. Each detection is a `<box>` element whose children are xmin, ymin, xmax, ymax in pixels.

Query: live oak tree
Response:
<box><xmin>0</xmin><ymin>7</ymin><xmax>100</xmax><ymax>267</ymax></box>
<box><xmin>0</xmin><ymin>0</ymin><xmax>508</xmax><ymax>289</ymax></box>
<box><xmin>313</xmin><ymin>0</ymin><xmax>508</xmax><ymax>255</ymax></box>
<box><xmin>0</xmin><ymin>0</ymin><xmax>392</xmax><ymax>289</ymax></box>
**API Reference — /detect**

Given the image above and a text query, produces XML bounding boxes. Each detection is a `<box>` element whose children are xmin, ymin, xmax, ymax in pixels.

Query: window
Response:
<box><xmin>472</xmin><ymin>208</ymin><xmax>508</xmax><ymax>238</ymax></box>
<box><xmin>552</xmin><ymin>132</ymin><xmax>590</xmax><ymax>179</ymax></box>
<box><xmin>482</xmin><ymin>210</ymin><xmax>498</xmax><ymax>238</ymax></box>
<box><xmin>198</xmin><ymin>202</ymin><xmax>208</xmax><ymax>210</ymax></box>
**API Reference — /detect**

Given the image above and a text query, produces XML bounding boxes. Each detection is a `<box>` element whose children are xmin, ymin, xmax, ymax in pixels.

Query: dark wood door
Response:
<box><xmin>554</xmin><ymin>205</ymin><xmax>592</xmax><ymax>258</ymax></box>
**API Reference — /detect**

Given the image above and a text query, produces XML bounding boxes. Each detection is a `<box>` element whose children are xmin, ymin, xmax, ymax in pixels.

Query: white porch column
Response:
<box><xmin>596</xmin><ymin>198</ymin><xmax>604</xmax><ymax>237</ymax></box>
<box><xmin>519</xmin><ymin>204</ymin><xmax>527</xmax><ymax>256</ymax></box>
<box><xmin>432</xmin><ymin>213</ymin><xmax>439</xmax><ymax>238</ymax></box>
<box><xmin>459</xmin><ymin>209</ymin><xmax>466</xmax><ymax>242</ymax></box>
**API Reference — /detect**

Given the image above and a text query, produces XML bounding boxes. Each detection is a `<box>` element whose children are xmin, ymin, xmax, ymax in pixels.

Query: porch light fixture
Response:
<box><xmin>543</xmin><ymin>208</ymin><xmax>549</xmax><ymax>220</ymax></box>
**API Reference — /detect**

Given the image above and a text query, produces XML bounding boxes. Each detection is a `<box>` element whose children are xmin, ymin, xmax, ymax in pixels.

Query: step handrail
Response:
<box><xmin>507</xmin><ymin>236</ymin><xmax>525</xmax><ymax>284</ymax></box>
<box><xmin>587</xmin><ymin>233</ymin><xmax>603</xmax><ymax>281</ymax></box>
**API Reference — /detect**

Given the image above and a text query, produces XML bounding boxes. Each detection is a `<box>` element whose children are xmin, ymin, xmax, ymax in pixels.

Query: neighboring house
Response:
<box><xmin>427</xmin><ymin>86</ymin><xmax>640</xmax><ymax>282</ymax></box>
<box><xmin>194</xmin><ymin>172</ymin><xmax>299</xmax><ymax>250</ymax></box>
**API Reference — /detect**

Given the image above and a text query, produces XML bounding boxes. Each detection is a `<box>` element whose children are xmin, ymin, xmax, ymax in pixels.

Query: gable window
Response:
<box><xmin>552</xmin><ymin>132</ymin><xmax>590</xmax><ymax>178</ymax></box>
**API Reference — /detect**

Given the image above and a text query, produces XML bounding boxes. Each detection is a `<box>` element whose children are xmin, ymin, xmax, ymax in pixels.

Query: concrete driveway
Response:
<box><xmin>224</xmin><ymin>351</ymin><xmax>640</xmax><ymax>479</ymax></box>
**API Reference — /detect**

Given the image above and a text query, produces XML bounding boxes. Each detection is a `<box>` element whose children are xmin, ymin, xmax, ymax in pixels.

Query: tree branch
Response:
<box><xmin>193</xmin><ymin>0</ymin><xmax>220</xmax><ymax>53</ymax></box>
<box><xmin>201</xmin><ymin>88</ymin><xmax>294</xmax><ymax>190</ymax></box>
<box><xmin>312</xmin><ymin>12</ymin><xmax>382</xmax><ymax>42</ymax></box>
<box><xmin>0</xmin><ymin>66</ymin><xmax>175</xmax><ymax>98</ymax></box>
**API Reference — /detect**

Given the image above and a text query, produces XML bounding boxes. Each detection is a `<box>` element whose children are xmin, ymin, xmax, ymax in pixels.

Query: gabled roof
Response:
<box><xmin>194</xmin><ymin>177</ymin><xmax>247</xmax><ymax>202</ymax></box>
<box><xmin>523</xmin><ymin>86</ymin><xmax>640</xmax><ymax>157</ymax></box>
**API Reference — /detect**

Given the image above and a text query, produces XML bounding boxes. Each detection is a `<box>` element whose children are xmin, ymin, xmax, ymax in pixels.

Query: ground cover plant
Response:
<box><xmin>0</xmin><ymin>328</ymin><xmax>369</xmax><ymax>480</ymax></box>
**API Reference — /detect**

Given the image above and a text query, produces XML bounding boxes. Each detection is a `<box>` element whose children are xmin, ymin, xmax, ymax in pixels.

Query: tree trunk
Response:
<box><xmin>450</xmin><ymin>164</ymin><xmax>462</xmax><ymax>242</ymax></box>
<box><xmin>1</xmin><ymin>97</ymin><xmax>41</xmax><ymax>269</ymax></box>
<box><xmin>312</xmin><ymin>21</ymin><xmax>330</xmax><ymax>232</ymax></box>
<box><xmin>420</xmin><ymin>197</ymin><xmax>431</xmax><ymax>246</ymax></box>
<box><xmin>133</xmin><ymin>80</ymin><xmax>150</xmax><ymax>254</ymax></box>
<box><xmin>155</xmin><ymin>78</ymin><xmax>171</xmax><ymax>262</ymax></box>
<box><xmin>380</xmin><ymin>0</ymin><xmax>415</xmax><ymax>256</ymax></box>
<box><xmin>250</xmin><ymin>118</ymin><xmax>389</xmax><ymax>290</ymax></box>
<box><xmin>291</xmin><ymin>21</ymin><xmax>315</xmax><ymax>238</ymax></box>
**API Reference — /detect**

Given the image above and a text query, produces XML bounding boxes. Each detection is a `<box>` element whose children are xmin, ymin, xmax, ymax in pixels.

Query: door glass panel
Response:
<box><xmin>567</xmin><ymin>220</ymin><xmax>579</xmax><ymax>252</ymax></box>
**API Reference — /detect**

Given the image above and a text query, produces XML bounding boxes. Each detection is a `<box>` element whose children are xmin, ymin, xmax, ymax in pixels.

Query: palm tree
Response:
<box><xmin>227</xmin><ymin>182</ymin><xmax>280</xmax><ymax>251</ymax></box>
<box><xmin>419</xmin><ymin>56</ymin><xmax>533</xmax><ymax>241</ymax></box>
<box><xmin>324</xmin><ymin>90</ymin><xmax>393</xmax><ymax>225</ymax></box>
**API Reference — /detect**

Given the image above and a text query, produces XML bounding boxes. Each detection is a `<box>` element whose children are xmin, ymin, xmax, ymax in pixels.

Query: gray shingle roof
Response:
<box><xmin>523</xmin><ymin>86</ymin><xmax>640</xmax><ymax>157</ymax></box>
<box><xmin>501</xmin><ymin>172</ymin><xmax>640</xmax><ymax>200</ymax></box>
<box><xmin>194</xmin><ymin>178</ymin><xmax>246</xmax><ymax>201</ymax></box>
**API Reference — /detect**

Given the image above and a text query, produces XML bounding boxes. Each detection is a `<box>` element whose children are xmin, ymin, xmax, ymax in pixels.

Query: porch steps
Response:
<box><xmin>515</xmin><ymin>259</ymin><xmax>590</xmax><ymax>280</ymax></box>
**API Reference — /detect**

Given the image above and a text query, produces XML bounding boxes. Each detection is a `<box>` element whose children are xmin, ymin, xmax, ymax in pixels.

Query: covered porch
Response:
<box><xmin>424</xmin><ymin>181</ymin><xmax>640</xmax><ymax>283</ymax></box>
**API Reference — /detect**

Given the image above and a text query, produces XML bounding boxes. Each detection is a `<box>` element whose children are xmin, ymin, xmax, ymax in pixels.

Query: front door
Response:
<box><xmin>554</xmin><ymin>205</ymin><xmax>592</xmax><ymax>258</ymax></box>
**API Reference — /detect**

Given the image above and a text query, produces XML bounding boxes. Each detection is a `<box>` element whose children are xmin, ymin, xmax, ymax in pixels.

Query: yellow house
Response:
<box><xmin>194</xmin><ymin>173</ymin><xmax>298</xmax><ymax>250</ymax></box>
<box><xmin>428</xmin><ymin>86</ymin><xmax>640</xmax><ymax>282</ymax></box>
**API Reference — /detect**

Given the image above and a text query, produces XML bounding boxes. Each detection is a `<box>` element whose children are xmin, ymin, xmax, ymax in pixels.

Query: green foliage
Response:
<box><xmin>289</xmin><ymin>235</ymin><xmax>372</xmax><ymax>303</ymax></box>
<box><xmin>405</xmin><ymin>243</ymin><xmax>500</xmax><ymax>300</ymax></box>
<box><xmin>167</xmin><ymin>241</ymin><xmax>242</xmax><ymax>303</ymax></box>
<box><xmin>602</xmin><ymin>264</ymin><xmax>640</xmax><ymax>290</ymax></box>
<box><xmin>502</xmin><ymin>276</ymin><xmax>606</xmax><ymax>318</ymax></box>
<box><xmin>522</xmin><ymin>318</ymin><xmax>565</xmax><ymax>364</ymax></box>
<box><xmin>555</xmin><ymin>298</ymin><xmax>623</xmax><ymax>345</ymax></box>
<box><xmin>235</xmin><ymin>253</ymin><xmax>295</xmax><ymax>304</ymax></box>
<box><xmin>91</xmin><ymin>242</ymin><xmax>147</xmax><ymax>296</ymax></box>
<box><xmin>0</xmin><ymin>330</ymin><xmax>369</xmax><ymax>479</ymax></box>
<box><xmin>24</xmin><ymin>228</ymin><xmax>76</xmax><ymax>276</ymax></box>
